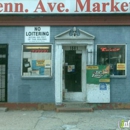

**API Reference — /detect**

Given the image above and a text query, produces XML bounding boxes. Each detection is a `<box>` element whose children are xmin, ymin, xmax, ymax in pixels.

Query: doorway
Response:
<box><xmin>63</xmin><ymin>46</ymin><xmax>86</xmax><ymax>102</ymax></box>
<box><xmin>0</xmin><ymin>44</ymin><xmax>8</xmax><ymax>102</ymax></box>
<box><xmin>55</xmin><ymin>27</ymin><xmax>95</xmax><ymax>104</ymax></box>
<box><xmin>65</xmin><ymin>50</ymin><xmax>81</xmax><ymax>92</ymax></box>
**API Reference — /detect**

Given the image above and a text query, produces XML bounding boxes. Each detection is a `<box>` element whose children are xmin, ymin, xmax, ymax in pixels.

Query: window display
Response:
<box><xmin>97</xmin><ymin>45</ymin><xmax>126</xmax><ymax>76</ymax></box>
<box><xmin>22</xmin><ymin>44</ymin><xmax>52</xmax><ymax>77</ymax></box>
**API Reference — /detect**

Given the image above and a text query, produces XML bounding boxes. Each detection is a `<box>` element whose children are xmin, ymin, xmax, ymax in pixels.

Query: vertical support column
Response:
<box><xmin>55</xmin><ymin>45</ymin><xmax>62</xmax><ymax>105</ymax></box>
<box><xmin>86</xmin><ymin>43</ymin><xmax>94</xmax><ymax>103</ymax></box>
<box><xmin>87</xmin><ymin>44</ymin><xmax>94</xmax><ymax>65</ymax></box>
<box><xmin>82</xmin><ymin>47</ymin><xmax>87</xmax><ymax>101</ymax></box>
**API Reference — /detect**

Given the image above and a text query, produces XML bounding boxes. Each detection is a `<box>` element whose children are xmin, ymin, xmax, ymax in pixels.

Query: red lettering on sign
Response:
<box><xmin>34</xmin><ymin>0</ymin><xmax>46</xmax><ymax>12</ymax></box>
<box><xmin>0</xmin><ymin>0</ymin><xmax>129</xmax><ymax>14</ymax></box>
<box><xmin>102</xmin><ymin>3</ymin><xmax>110</xmax><ymax>12</ymax></box>
<box><xmin>93</xmin><ymin>3</ymin><xmax>100</xmax><ymax>12</ymax></box>
<box><xmin>31</xmin><ymin>49</ymin><xmax>49</xmax><ymax>53</ymax></box>
<box><xmin>0</xmin><ymin>3</ymin><xmax>3</xmax><ymax>12</ymax></box>
<box><xmin>75</xmin><ymin>0</ymin><xmax>91</xmax><ymax>12</ymax></box>
<box><xmin>111</xmin><ymin>0</ymin><xmax>120</xmax><ymax>12</ymax></box>
<box><xmin>100</xmin><ymin>47</ymin><xmax>120</xmax><ymax>52</ymax></box>
<box><xmin>0</xmin><ymin>2</ymin><xmax>24</xmax><ymax>13</ymax></box>
<box><xmin>4</xmin><ymin>3</ymin><xmax>13</xmax><ymax>12</ymax></box>
<box><xmin>57</xmin><ymin>3</ymin><xmax>65</xmax><ymax>12</ymax></box>
<box><xmin>121</xmin><ymin>2</ymin><xmax>128</xmax><ymax>12</ymax></box>
<box><xmin>14</xmin><ymin>3</ymin><xmax>24</xmax><ymax>12</ymax></box>
<box><xmin>48</xmin><ymin>3</ymin><xmax>56</xmax><ymax>12</ymax></box>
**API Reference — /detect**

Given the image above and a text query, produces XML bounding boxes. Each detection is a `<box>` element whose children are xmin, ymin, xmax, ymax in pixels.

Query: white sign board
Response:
<box><xmin>87</xmin><ymin>84</ymin><xmax>110</xmax><ymax>103</ymax></box>
<box><xmin>25</xmin><ymin>26</ymin><xmax>50</xmax><ymax>43</ymax></box>
<box><xmin>0</xmin><ymin>0</ymin><xmax>130</xmax><ymax>14</ymax></box>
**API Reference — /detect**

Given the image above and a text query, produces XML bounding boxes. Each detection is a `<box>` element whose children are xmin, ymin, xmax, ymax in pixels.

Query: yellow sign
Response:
<box><xmin>99</xmin><ymin>79</ymin><xmax>110</xmax><ymax>82</ymax></box>
<box><xmin>117</xmin><ymin>63</ymin><xmax>125</xmax><ymax>70</ymax></box>
<box><xmin>87</xmin><ymin>66</ymin><xmax>98</xmax><ymax>70</ymax></box>
<box><xmin>36</xmin><ymin>60</ymin><xmax>45</xmax><ymax>66</ymax></box>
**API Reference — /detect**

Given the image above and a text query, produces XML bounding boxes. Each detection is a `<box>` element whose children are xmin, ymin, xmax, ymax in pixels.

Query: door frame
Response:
<box><xmin>63</xmin><ymin>46</ymin><xmax>86</xmax><ymax>102</ymax></box>
<box><xmin>0</xmin><ymin>44</ymin><xmax>8</xmax><ymax>102</ymax></box>
<box><xmin>55</xmin><ymin>27</ymin><xmax>95</xmax><ymax>105</ymax></box>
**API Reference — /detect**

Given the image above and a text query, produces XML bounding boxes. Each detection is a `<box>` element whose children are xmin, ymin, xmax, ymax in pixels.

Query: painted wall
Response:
<box><xmin>52</xmin><ymin>26</ymin><xmax>130</xmax><ymax>103</ymax></box>
<box><xmin>0</xmin><ymin>27</ymin><xmax>55</xmax><ymax>103</ymax></box>
<box><xmin>0</xmin><ymin>26</ymin><xmax>130</xmax><ymax>103</ymax></box>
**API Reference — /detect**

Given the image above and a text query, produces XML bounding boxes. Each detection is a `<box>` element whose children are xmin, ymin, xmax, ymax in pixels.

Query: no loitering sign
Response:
<box><xmin>25</xmin><ymin>26</ymin><xmax>50</xmax><ymax>43</ymax></box>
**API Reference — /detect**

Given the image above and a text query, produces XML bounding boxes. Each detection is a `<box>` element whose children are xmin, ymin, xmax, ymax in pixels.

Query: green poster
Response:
<box><xmin>86</xmin><ymin>65</ymin><xmax>110</xmax><ymax>84</ymax></box>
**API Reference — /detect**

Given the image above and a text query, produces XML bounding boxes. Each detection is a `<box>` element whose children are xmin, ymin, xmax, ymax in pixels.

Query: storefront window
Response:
<box><xmin>97</xmin><ymin>45</ymin><xmax>126</xmax><ymax>76</ymax></box>
<box><xmin>22</xmin><ymin>44</ymin><xmax>52</xmax><ymax>77</ymax></box>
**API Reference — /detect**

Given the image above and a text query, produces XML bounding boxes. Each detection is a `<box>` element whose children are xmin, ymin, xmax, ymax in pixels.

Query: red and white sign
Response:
<box><xmin>0</xmin><ymin>0</ymin><xmax>130</xmax><ymax>14</ymax></box>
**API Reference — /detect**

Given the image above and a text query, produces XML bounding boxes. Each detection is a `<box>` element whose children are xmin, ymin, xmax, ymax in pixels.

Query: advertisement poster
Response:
<box><xmin>32</xmin><ymin>60</ymin><xmax>44</xmax><ymax>75</ymax></box>
<box><xmin>117</xmin><ymin>63</ymin><xmax>125</xmax><ymax>70</ymax></box>
<box><xmin>86</xmin><ymin>65</ymin><xmax>110</xmax><ymax>84</ymax></box>
<box><xmin>86</xmin><ymin>65</ymin><xmax>110</xmax><ymax>103</ymax></box>
<box><xmin>68</xmin><ymin>65</ymin><xmax>75</xmax><ymax>72</ymax></box>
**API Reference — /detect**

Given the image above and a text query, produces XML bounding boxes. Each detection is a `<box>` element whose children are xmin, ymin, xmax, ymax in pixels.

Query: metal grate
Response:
<box><xmin>0</xmin><ymin>45</ymin><xmax>8</xmax><ymax>102</ymax></box>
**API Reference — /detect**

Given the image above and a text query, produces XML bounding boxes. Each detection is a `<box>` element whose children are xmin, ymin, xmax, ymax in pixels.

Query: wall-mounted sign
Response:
<box><xmin>87</xmin><ymin>65</ymin><xmax>110</xmax><ymax>103</ymax></box>
<box><xmin>25</xmin><ymin>26</ymin><xmax>50</xmax><ymax>43</ymax></box>
<box><xmin>0</xmin><ymin>0</ymin><xmax>130</xmax><ymax>14</ymax></box>
<box><xmin>87</xmin><ymin>65</ymin><xmax>110</xmax><ymax>84</ymax></box>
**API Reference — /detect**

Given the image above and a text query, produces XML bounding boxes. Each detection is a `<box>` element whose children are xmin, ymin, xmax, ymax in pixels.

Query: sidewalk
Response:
<box><xmin>0</xmin><ymin>110</ymin><xmax>130</xmax><ymax>130</ymax></box>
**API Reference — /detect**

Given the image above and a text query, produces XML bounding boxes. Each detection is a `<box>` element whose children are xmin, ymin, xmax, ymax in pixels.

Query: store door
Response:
<box><xmin>63</xmin><ymin>46</ymin><xmax>85</xmax><ymax>102</ymax></box>
<box><xmin>65</xmin><ymin>50</ymin><xmax>81</xmax><ymax>92</ymax></box>
<box><xmin>55</xmin><ymin>27</ymin><xmax>95</xmax><ymax>104</ymax></box>
<box><xmin>0</xmin><ymin>45</ymin><xmax>8</xmax><ymax>102</ymax></box>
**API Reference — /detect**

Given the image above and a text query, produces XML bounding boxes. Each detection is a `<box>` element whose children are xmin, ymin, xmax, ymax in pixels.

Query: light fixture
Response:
<box><xmin>26</xmin><ymin>46</ymin><xmax>49</xmax><ymax>49</ymax></box>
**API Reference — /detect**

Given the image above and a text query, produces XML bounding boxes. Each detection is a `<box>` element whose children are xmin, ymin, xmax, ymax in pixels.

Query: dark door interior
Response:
<box><xmin>65</xmin><ymin>50</ymin><xmax>81</xmax><ymax>92</ymax></box>
<box><xmin>0</xmin><ymin>44</ymin><xmax>8</xmax><ymax>102</ymax></box>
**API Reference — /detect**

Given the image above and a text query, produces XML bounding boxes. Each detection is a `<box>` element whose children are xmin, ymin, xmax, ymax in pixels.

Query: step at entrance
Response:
<box><xmin>0</xmin><ymin>107</ymin><xmax>8</xmax><ymax>112</ymax></box>
<box><xmin>56</xmin><ymin>102</ymin><xmax>94</xmax><ymax>112</ymax></box>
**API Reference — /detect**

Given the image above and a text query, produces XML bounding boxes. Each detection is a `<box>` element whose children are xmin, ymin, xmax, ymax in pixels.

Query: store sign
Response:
<box><xmin>0</xmin><ymin>0</ymin><xmax>130</xmax><ymax>14</ymax></box>
<box><xmin>25</xmin><ymin>26</ymin><xmax>50</xmax><ymax>43</ymax></box>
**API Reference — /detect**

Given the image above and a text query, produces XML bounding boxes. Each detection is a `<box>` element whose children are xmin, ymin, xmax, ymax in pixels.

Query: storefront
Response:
<box><xmin>0</xmin><ymin>0</ymin><xmax>130</xmax><ymax>109</ymax></box>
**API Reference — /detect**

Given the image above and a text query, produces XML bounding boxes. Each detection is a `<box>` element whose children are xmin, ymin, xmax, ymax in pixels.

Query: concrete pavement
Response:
<box><xmin>0</xmin><ymin>110</ymin><xmax>130</xmax><ymax>130</ymax></box>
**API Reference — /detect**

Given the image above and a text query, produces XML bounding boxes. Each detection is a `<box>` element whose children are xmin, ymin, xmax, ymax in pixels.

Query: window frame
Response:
<box><xmin>21</xmin><ymin>43</ymin><xmax>53</xmax><ymax>78</ymax></box>
<box><xmin>95</xmin><ymin>43</ymin><xmax>127</xmax><ymax>78</ymax></box>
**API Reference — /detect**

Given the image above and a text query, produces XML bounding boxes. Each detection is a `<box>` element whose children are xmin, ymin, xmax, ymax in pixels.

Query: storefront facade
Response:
<box><xmin>0</xmin><ymin>0</ymin><xmax>130</xmax><ymax>109</ymax></box>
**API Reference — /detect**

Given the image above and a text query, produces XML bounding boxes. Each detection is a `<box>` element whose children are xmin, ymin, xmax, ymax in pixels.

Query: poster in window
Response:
<box><xmin>68</xmin><ymin>65</ymin><xmax>75</xmax><ymax>72</ymax></box>
<box><xmin>22</xmin><ymin>44</ymin><xmax>52</xmax><ymax>77</ymax></box>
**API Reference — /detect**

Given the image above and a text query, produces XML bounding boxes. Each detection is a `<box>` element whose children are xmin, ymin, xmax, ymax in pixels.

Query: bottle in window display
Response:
<box><xmin>23</xmin><ymin>58</ymin><xmax>31</xmax><ymax>73</ymax></box>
